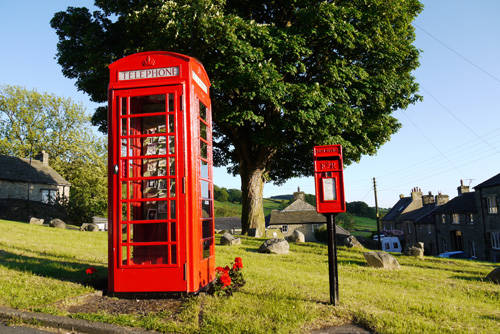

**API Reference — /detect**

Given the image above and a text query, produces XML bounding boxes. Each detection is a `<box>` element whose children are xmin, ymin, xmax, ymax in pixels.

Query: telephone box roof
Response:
<box><xmin>108</xmin><ymin>51</ymin><xmax>210</xmax><ymax>89</ymax></box>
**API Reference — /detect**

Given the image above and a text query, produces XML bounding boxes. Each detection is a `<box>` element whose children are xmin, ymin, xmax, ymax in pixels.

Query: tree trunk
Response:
<box><xmin>240</xmin><ymin>166</ymin><xmax>266</xmax><ymax>237</ymax></box>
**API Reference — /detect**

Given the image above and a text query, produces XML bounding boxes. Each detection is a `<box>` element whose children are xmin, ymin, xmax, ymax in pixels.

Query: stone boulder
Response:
<box><xmin>404</xmin><ymin>242</ymin><xmax>424</xmax><ymax>259</ymax></box>
<box><xmin>220</xmin><ymin>232</ymin><xmax>241</xmax><ymax>246</ymax></box>
<box><xmin>407</xmin><ymin>246</ymin><xmax>424</xmax><ymax>259</ymax></box>
<box><xmin>343</xmin><ymin>235</ymin><xmax>362</xmax><ymax>248</ymax></box>
<box><xmin>49</xmin><ymin>218</ymin><xmax>66</xmax><ymax>229</ymax></box>
<box><xmin>287</xmin><ymin>230</ymin><xmax>305</xmax><ymax>243</ymax></box>
<box><xmin>29</xmin><ymin>217</ymin><xmax>44</xmax><ymax>225</ymax></box>
<box><xmin>80</xmin><ymin>223</ymin><xmax>99</xmax><ymax>232</ymax></box>
<box><xmin>363</xmin><ymin>251</ymin><xmax>400</xmax><ymax>269</ymax></box>
<box><xmin>485</xmin><ymin>267</ymin><xmax>500</xmax><ymax>284</ymax></box>
<box><xmin>258</xmin><ymin>238</ymin><xmax>289</xmax><ymax>255</ymax></box>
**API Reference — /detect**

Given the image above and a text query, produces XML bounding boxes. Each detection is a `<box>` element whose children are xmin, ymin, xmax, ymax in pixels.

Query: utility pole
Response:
<box><xmin>373</xmin><ymin>177</ymin><xmax>382</xmax><ymax>250</ymax></box>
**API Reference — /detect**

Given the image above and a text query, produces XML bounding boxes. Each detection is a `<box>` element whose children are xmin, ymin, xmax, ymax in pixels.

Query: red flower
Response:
<box><xmin>234</xmin><ymin>257</ymin><xmax>243</xmax><ymax>269</ymax></box>
<box><xmin>85</xmin><ymin>267</ymin><xmax>97</xmax><ymax>275</ymax></box>
<box><xmin>220</xmin><ymin>272</ymin><xmax>231</xmax><ymax>287</ymax></box>
<box><xmin>215</xmin><ymin>266</ymin><xmax>225</xmax><ymax>273</ymax></box>
<box><xmin>224</xmin><ymin>265</ymin><xmax>230</xmax><ymax>273</ymax></box>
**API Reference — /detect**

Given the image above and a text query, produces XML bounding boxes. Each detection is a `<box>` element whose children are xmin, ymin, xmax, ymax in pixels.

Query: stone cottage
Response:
<box><xmin>0</xmin><ymin>152</ymin><xmax>70</xmax><ymax>203</ymax></box>
<box><xmin>268</xmin><ymin>188</ymin><xmax>350</xmax><ymax>242</ymax></box>
<box><xmin>433</xmin><ymin>181</ymin><xmax>483</xmax><ymax>259</ymax></box>
<box><xmin>474</xmin><ymin>173</ymin><xmax>500</xmax><ymax>262</ymax></box>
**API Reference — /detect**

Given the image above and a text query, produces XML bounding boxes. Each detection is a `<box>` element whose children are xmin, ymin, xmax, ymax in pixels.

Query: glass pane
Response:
<box><xmin>171</xmin><ymin>222</ymin><xmax>176</xmax><ymax>241</ymax></box>
<box><xmin>200</xmin><ymin>160</ymin><xmax>208</xmax><ymax>178</ymax></box>
<box><xmin>169</xmin><ymin>180</ymin><xmax>176</xmax><ymax>197</ymax></box>
<box><xmin>201</xmin><ymin>180</ymin><xmax>210</xmax><ymax>199</ymax></box>
<box><xmin>169</xmin><ymin>136</ymin><xmax>175</xmax><ymax>154</ymax></box>
<box><xmin>121</xmin><ymin>118</ymin><xmax>127</xmax><ymax>136</ymax></box>
<box><xmin>122</xmin><ymin>203</ymin><xmax>127</xmax><ymax>221</ymax></box>
<box><xmin>131</xmin><ymin>245</ymin><xmax>168</xmax><ymax>265</ymax></box>
<box><xmin>121</xmin><ymin>138</ymin><xmax>128</xmax><ymax>157</ymax></box>
<box><xmin>168</xmin><ymin>93</ymin><xmax>174</xmax><ymax>112</ymax></box>
<box><xmin>200</xmin><ymin>101</ymin><xmax>207</xmax><ymax>120</ymax></box>
<box><xmin>169</xmin><ymin>157</ymin><xmax>175</xmax><ymax>176</ymax></box>
<box><xmin>121</xmin><ymin>224</ymin><xmax>128</xmax><ymax>243</ymax></box>
<box><xmin>121</xmin><ymin>246</ymin><xmax>128</xmax><ymax>265</ymax></box>
<box><xmin>170</xmin><ymin>200</ymin><xmax>176</xmax><ymax>219</ymax></box>
<box><xmin>171</xmin><ymin>245</ymin><xmax>177</xmax><ymax>264</ymax></box>
<box><xmin>168</xmin><ymin>114</ymin><xmax>175</xmax><ymax>133</ymax></box>
<box><xmin>202</xmin><ymin>219</ymin><xmax>212</xmax><ymax>238</ymax></box>
<box><xmin>130</xmin><ymin>94</ymin><xmax>165</xmax><ymax>114</ymax></box>
<box><xmin>203</xmin><ymin>238</ymin><xmax>212</xmax><ymax>259</ymax></box>
<box><xmin>200</xmin><ymin>121</ymin><xmax>207</xmax><ymax>140</ymax></box>
<box><xmin>131</xmin><ymin>223</ymin><xmax>168</xmax><ymax>242</ymax></box>
<box><xmin>202</xmin><ymin>200</ymin><xmax>212</xmax><ymax>218</ymax></box>
<box><xmin>121</xmin><ymin>97</ymin><xmax>127</xmax><ymax>116</ymax></box>
<box><xmin>200</xmin><ymin>141</ymin><xmax>207</xmax><ymax>159</ymax></box>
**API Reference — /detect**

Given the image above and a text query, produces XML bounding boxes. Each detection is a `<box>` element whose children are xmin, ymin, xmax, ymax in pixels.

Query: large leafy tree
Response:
<box><xmin>51</xmin><ymin>0</ymin><xmax>423</xmax><ymax>235</ymax></box>
<box><xmin>0</xmin><ymin>85</ymin><xmax>107</xmax><ymax>224</ymax></box>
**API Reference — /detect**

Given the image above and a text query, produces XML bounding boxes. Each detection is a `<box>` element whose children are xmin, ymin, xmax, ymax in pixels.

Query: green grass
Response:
<box><xmin>214</xmin><ymin>198</ymin><xmax>288</xmax><ymax>217</ymax></box>
<box><xmin>0</xmin><ymin>219</ymin><xmax>498</xmax><ymax>333</ymax></box>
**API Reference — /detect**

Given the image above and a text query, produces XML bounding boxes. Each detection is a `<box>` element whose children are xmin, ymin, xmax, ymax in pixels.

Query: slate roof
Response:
<box><xmin>381</xmin><ymin>197</ymin><xmax>412</xmax><ymax>222</ymax></box>
<box><xmin>399</xmin><ymin>204</ymin><xmax>438</xmax><ymax>224</ymax></box>
<box><xmin>433</xmin><ymin>192</ymin><xmax>477</xmax><ymax>214</ymax></box>
<box><xmin>214</xmin><ymin>217</ymin><xmax>241</xmax><ymax>231</ymax></box>
<box><xmin>474</xmin><ymin>172</ymin><xmax>500</xmax><ymax>189</ymax></box>
<box><xmin>0</xmin><ymin>155</ymin><xmax>69</xmax><ymax>185</ymax></box>
<box><xmin>269</xmin><ymin>209</ymin><xmax>326</xmax><ymax>225</ymax></box>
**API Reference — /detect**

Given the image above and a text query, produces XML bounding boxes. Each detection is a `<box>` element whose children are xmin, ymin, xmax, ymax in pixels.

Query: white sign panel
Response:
<box><xmin>119</xmin><ymin>67</ymin><xmax>179</xmax><ymax>81</ymax></box>
<box><xmin>322</xmin><ymin>178</ymin><xmax>337</xmax><ymax>201</ymax></box>
<box><xmin>192</xmin><ymin>71</ymin><xmax>208</xmax><ymax>94</ymax></box>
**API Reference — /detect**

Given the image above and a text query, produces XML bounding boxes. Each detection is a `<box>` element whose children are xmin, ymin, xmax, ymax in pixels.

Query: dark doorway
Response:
<box><xmin>450</xmin><ymin>230</ymin><xmax>464</xmax><ymax>251</ymax></box>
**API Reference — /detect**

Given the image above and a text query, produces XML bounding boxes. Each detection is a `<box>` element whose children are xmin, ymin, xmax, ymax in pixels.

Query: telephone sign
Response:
<box><xmin>313</xmin><ymin>145</ymin><xmax>346</xmax><ymax>214</ymax></box>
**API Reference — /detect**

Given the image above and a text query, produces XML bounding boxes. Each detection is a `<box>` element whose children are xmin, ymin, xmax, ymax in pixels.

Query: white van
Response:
<box><xmin>380</xmin><ymin>237</ymin><xmax>402</xmax><ymax>253</ymax></box>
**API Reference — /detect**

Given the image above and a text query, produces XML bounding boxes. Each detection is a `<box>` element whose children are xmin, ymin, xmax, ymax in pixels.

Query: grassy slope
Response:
<box><xmin>214</xmin><ymin>198</ymin><xmax>287</xmax><ymax>218</ymax></box>
<box><xmin>0</xmin><ymin>219</ymin><xmax>498</xmax><ymax>333</ymax></box>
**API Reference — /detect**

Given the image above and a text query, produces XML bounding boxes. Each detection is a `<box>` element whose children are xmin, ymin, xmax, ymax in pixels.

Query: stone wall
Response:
<box><xmin>0</xmin><ymin>180</ymin><xmax>68</xmax><ymax>203</ymax></box>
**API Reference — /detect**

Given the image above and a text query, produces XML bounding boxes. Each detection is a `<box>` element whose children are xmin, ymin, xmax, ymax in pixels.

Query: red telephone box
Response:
<box><xmin>107</xmin><ymin>51</ymin><xmax>215</xmax><ymax>294</ymax></box>
<box><xmin>313</xmin><ymin>145</ymin><xmax>346</xmax><ymax>213</ymax></box>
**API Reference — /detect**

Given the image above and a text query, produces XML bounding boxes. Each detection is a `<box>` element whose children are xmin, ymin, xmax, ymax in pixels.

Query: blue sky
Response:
<box><xmin>1</xmin><ymin>1</ymin><xmax>499</xmax><ymax>208</ymax></box>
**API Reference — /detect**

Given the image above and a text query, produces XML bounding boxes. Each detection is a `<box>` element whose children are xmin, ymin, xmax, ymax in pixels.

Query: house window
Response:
<box><xmin>441</xmin><ymin>214</ymin><xmax>446</xmax><ymax>224</ymax></box>
<box><xmin>469</xmin><ymin>214</ymin><xmax>474</xmax><ymax>224</ymax></box>
<box><xmin>487</xmin><ymin>196</ymin><xmax>498</xmax><ymax>214</ymax></box>
<box><xmin>452</xmin><ymin>214</ymin><xmax>465</xmax><ymax>224</ymax></box>
<box><xmin>491</xmin><ymin>232</ymin><xmax>500</xmax><ymax>250</ymax></box>
<box><xmin>384</xmin><ymin>242</ymin><xmax>390</xmax><ymax>250</ymax></box>
<box><xmin>41</xmin><ymin>189</ymin><xmax>57</xmax><ymax>204</ymax></box>
<box><xmin>281</xmin><ymin>225</ymin><xmax>288</xmax><ymax>233</ymax></box>
<box><xmin>469</xmin><ymin>240</ymin><xmax>476</xmax><ymax>258</ymax></box>
<box><xmin>407</xmin><ymin>223</ymin><xmax>412</xmax><ymax>234</ymax></box>
<box><xmin>427</xmin><ymin>224</ymin><xmax>432</xmax><ymax>234</ymax></box>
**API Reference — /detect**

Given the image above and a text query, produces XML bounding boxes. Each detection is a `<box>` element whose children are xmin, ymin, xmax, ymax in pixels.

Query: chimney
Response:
<box><xmin>422</xmin><ymin>191</ymin><xmax>435</xmax><ymax>205</ymax></box>
<box><xmin>293</xmin><ymin>186</ymin><xmax>305</xmax><ymax>201</ymax></box>
<box><xmin>411</xmin><ymin>187</ymin><xmax>423</xmax><ymax>201</ymax></box>
<box><xmin>435</xmin><ymin>192</ymin><xmax>449</xmax><ymax>206</ymax></box>
<box><xmin>399</xmin><ymin>194</ymin><xmax>405</xmax><ymax>199</ymax></box>
<box><xmin>457</xmin><ymin>179</ymin><xmax>469</xmax><ymax>195</ymax></box>
<box><xmin>35</xmin><ymin>151</ymin><xmax>49</xmax><ymax>166</ymax></box>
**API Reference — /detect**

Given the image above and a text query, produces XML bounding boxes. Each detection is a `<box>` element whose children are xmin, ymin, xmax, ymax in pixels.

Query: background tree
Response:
<box><xmin>51</xmin><ymin>0</ymin><xmax>423</xmax><ymax>235</ymax></box>
<box><xmin>0</xmin><ymin>85</ymin><xmax>107</xmax><ymax>224</ymax></box>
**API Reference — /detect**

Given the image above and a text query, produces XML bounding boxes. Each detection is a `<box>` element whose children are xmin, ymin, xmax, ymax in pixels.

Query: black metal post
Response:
<box><xmin>373</xmin><ymin>177</ymin><xmax>382</xmax><ymax>250</ymax></box>
<box><xmin>326</xmin><ymin>213</ymin><xmax>339</xmax><ymax>305</ymax></box>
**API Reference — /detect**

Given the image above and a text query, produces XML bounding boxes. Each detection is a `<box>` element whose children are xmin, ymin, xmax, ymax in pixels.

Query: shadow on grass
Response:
<box><xmin>0</xmin><ymin>250</ymin><xmax>107</xmax><ymax>290</ymax></box>
<box><xmin>449</xmin><ymin>275</ymin><xmax>486</xmax><ymax>283</ymax></box>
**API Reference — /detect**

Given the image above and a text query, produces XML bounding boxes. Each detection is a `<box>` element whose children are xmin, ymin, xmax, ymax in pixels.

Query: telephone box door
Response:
<box><xmin>112</xmin><ymin>85</ymin><xmax>186</xmax><ymax>292</ymax></box>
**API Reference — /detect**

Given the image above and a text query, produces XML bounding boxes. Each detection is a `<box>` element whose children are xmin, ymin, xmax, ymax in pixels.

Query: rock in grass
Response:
<box><xmin>287</xmin><ymin>230</ymin><xmax>305</xmax><ymax>243</ymax></box>
<box><xmin>49</xmin><ymin>218</ymin><xmax>66</xmax><ymax>229</ymax></box>
<box><xmin>221</xmin><ymin>232</ymin><xmax>241</xmax><ymax>246</ymax></box>
<box><xmin>258</xmin><ymin>238</ymin><xmax>289</xmax><ymax>254</ymax></box>
<box><xmin>29</xmin><ymin>217</ymin><xmax>44</xmax><ymax>225</ymax></box>
<box><xmin>485</xmin><ymin>267</ymin><xmax>500</xmax><ymax>284</ymax></box>
<box><xmin>364</xmin><ymin>251</ymin><xmax>400</xmax><ymax>269</ymax></box>
<box><xmin>80</xmin><ymin>223</ymin><xmax>99</xmax><ymax>232</ymax></box>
